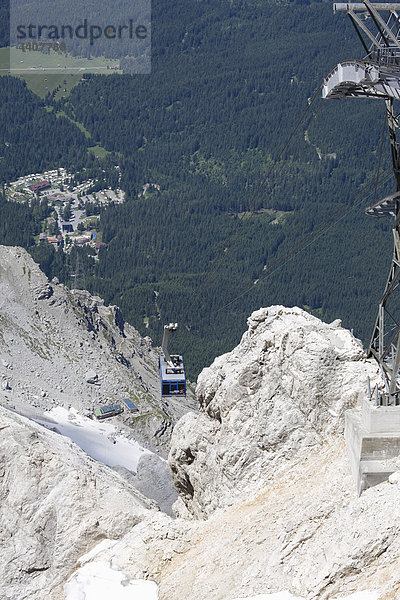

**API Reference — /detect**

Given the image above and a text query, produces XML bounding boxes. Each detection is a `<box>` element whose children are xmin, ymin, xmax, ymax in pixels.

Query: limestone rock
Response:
<box><xmin>68</xmin><ymin>440</ymin><xmax>400</xmax><ymax>600</ymax></box>
<box><xmin>389</xmin><ymin>470</ymin><xmax>400</xmax><ymax>485</ymax></box>
<box><xmin>169</xmin><ymin>306</ymin><xmax>380</xmax><ymax>518</ymax></box>
<box><xmin>85</xmin><ymin>370</ymin><xmax>99</xmax><ymax>384</ymax></box>
<box><xmin>2</xmin><ymin>295</ymin><xmax>400</xmax><ymax>600</ymax></box>
<box><xmin>1</xmin><ymin>379</ymin><xmax>11</xmax><ymax>391</ymax></box>
<box><xmin>34</xmin><ymin>283</ymin><xmax>53</xmax><ymax>300</ymax></box>
<box><xmin>0</xmin><ymin>405</ymin><xmax>155</xmax><ymax>600</ymax></box>
<box><xmin>0</xmin><ymin>245</ymin><xmax>196</xmax><ymax>455</ymax></box>
<box><xmin>114</xmin><ymin>453</ymin><xmax>178</xmax><ymax>517</ymax></box>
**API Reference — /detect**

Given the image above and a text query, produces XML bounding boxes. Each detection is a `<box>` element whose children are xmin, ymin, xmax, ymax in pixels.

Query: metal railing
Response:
<box><xmin>373</xmin><ymin>48</ymin><xmax>400</xmax><ymax>67</ymax></box>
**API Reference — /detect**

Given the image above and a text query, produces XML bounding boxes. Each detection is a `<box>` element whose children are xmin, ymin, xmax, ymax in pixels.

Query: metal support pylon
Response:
<box><xmin>323</xmin><ymin>3</ymin><xmax>400</xmax><ymax>404</ymax></box>
<box><xmin>386</xmin><ymin>99</ymin><xmax>400</xmax><ymax>189</ymax></box>
<box><xmin>368</xmin><ymin>99</ymin><xmax>400</xmax><ymax>404</ymax></box>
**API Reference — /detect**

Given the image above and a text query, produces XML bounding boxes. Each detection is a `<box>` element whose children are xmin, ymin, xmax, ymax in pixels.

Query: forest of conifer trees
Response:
<box><xmin>0</xmin><ymin>0</ymin><xmax>396</xmax><ymax>377</ymax></box>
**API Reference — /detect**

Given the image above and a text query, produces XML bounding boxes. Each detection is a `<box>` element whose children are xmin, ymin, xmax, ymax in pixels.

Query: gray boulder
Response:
<box><xmin>85</xmin><ymin>370</ymin><xmax>99</xmax><ymax>384</ymax></box>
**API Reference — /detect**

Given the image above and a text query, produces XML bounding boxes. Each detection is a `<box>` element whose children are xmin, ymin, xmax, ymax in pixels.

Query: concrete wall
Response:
<box><xmin>362</xmin><ymin>398</ymin><xmax>400</xmax><ymax>433</ymax></box>
<box><xmin>345</xmin><ymin>404</ymin><xmax>400</xmax><ymax>495</ymax></box>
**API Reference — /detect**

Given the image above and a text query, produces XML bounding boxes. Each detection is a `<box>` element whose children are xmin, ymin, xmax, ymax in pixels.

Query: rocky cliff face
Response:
<box><xmin>169</xmin><ymin>306</ymin><xmax>380</xmax><ymax>517</ymax></box>
<box><xmin>0</xmin><ymin>245</ymin><xmax>196</xmax><ymax>455</ymax></box>
<box><xmin>89</xmin><ymin>306</ymin><xmax>399</xmax><ymax>600</ymax></box>
<box><xmin>64</xmin><ymin>437</ymin><xmax>400</xmax><ymax>600</ymax></box>
<box><xmin>4</xmin><ymin>284</ymin><xmax>400</xmax><ymax>600</ymax></box>
<box><xmin>0</xmin><ymin>405</ymin><xmax>155</xmax><ymax>600</ymax></box>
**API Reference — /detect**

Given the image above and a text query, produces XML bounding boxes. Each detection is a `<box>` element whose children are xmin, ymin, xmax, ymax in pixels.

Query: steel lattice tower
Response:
<box><xmin>324</xmin><ymin>2</ymin><xmax>400</xmax><ymax>405</ymax></box>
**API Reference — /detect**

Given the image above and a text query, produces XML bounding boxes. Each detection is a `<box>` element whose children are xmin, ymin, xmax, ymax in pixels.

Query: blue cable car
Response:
<box><xmin>159</xmin><ymin>323</ymin><xmax>186</xmax><ymax>397</ymax></box>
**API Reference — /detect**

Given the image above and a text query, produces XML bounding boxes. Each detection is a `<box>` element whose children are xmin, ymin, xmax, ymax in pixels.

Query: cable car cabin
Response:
<box><xmin>159</xmin><ymin>354</ymin><xmax>186</xmax><ymax>397</ymax></box>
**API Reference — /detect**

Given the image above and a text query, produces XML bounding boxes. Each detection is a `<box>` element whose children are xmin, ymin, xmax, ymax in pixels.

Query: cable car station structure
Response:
<box><xmin>324</xmin><ymin>1</ymin><xmax>400</xmax><ymax>492</ymax></box>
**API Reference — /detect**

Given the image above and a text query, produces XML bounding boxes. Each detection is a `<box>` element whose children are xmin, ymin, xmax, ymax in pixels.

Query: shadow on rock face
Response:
<box><xmin>114</xmin><ymin>453</ymin><xmax>178</xmax><ymax>517</ymax></box>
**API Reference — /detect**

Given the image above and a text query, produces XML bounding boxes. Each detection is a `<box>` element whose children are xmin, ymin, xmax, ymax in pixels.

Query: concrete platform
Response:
<box><xmin>345</xmin><ymin>399</ymin><xmax>400</xmax><ymax>494</ymax></box>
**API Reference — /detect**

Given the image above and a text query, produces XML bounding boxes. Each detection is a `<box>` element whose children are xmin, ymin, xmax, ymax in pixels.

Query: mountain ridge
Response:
<box><xmin>0</xmin><ymin>244</ymin><xmax>196</xmax><ymax>456</ymax></box>
<box><xmin>2</xmin><ymin>266</ymin><xmax>400</xmax><ymax>599</ymax></box>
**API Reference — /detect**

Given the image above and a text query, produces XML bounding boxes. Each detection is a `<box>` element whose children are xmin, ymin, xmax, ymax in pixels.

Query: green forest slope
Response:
<box><xmin>0</xmin><ymin>0</ymin><xmax>396</xmax><ymax>379</ymax></box>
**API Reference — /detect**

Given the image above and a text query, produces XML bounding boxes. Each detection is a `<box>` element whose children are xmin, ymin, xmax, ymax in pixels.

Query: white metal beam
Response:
<box><xmin>334</xmin><ymin>3</ymin><xmax>400</xmax><ymax>12</ymax></box>
<box><xmin>364</xmin><ymin>0</ymin><xmax>400</xmax><ymax>49</ymax></box>
<box><xmin>348</xmin><ymin>9</ymin><xmax>383</xmax><ymax>47</ymax></box>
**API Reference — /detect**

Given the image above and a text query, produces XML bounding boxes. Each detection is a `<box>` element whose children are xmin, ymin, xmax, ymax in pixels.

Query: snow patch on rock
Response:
<box><xmin>64</xmin><ymin>561</ymin><xmax>159</xmax><ymax>600</ymax></box>
<box><xmin>34</xmin><ymin>406</ymin><xmax>151</xmax><ymax>472</ymax></box>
